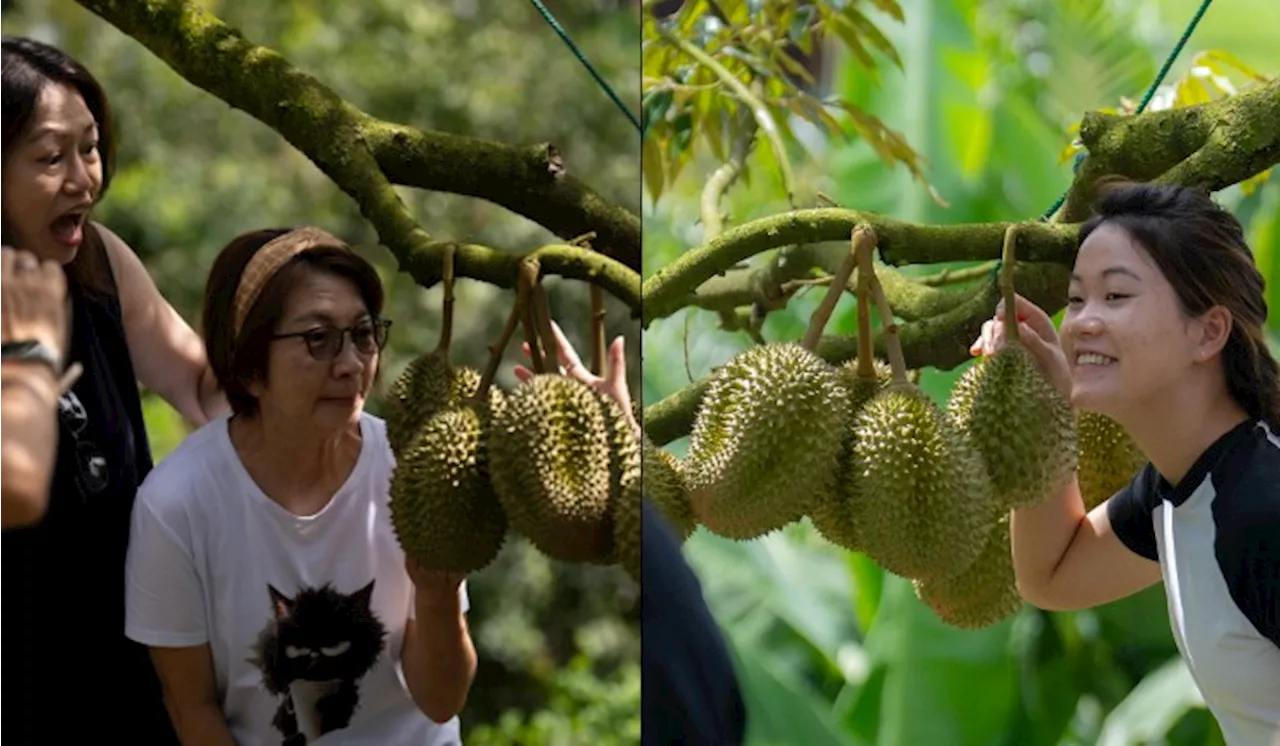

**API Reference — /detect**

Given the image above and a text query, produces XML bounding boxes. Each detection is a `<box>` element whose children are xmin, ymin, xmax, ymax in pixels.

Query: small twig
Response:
<box><xmin>868</xmin><ymin>262</ymin><xmax>909</xmax><ymax>386</ymax></box>
<box><xmin>591</xmin><ymin>285</ymin><xmax>606</xmax><ymax>376</ymax></box>
<box><xmin>1001</xmin><ymin>226</ymin><xmax>1020</xmax><ymax>343</ymax></box>
<box><xmin>433</xmin><ymin>244</ymin><xmax>456</xmax><ymax>356</ymax></box>
<box><xmin>802</xmin><ymin>225</ymin><xmax>872</xmax><ymax>352</ymax></box>
<box><xmin>531</xmin><ymin>276</ymin><xmax>560</xmax><ymax>374</ymax></box>
<box><xmin>477</xmin><ymin>277</ymin><xmax>526</xmax><ymax>400</ymax></box>
<box><xmin>518</xmin><ymin>258</ymin><xmax>547</xmax><ymax>374</ymax></box>
<box><xmin>919</xmin><ymin>260</ymin><xmax>999</xmax><ymax>287</ymax></box>
<box><xmin>855</xmin><ymin>230</ymin><xmax>876</xmax><ymax>379</ymax></box>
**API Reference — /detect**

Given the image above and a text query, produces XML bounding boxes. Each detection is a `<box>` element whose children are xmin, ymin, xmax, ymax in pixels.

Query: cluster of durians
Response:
<box><xmin>382</xmin><ymin>257</ymin><xmax>642</xmax><ymax>583</ymax></box>
<box><xmin>642</xmin><ymin>225</ymin><xmax>1148</xmax><ymax>630</ymax></box>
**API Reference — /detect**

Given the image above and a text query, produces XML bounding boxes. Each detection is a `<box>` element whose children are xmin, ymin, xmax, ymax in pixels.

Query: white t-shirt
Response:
<box><xmin>125</xmin><ymin>412</ymin><xmax>468</xmax><ymax>746</ymax></box>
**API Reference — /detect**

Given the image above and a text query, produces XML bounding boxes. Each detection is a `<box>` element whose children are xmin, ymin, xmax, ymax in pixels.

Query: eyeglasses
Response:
<box><xmin>270</xmin><ymin>319</ymin><xmax>392</xmax><ymax>361</ymax></box>
<box><xmin>58</xmin><ymin>390</ymin><xmax>110</xmax><ymax>499</ymax></box>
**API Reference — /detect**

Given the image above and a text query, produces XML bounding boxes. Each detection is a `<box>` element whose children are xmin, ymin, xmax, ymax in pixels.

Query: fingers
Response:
<box><xmin>996</xmin><ymin>293</ymin><xmax>1059</xmax><ymax>345</ymax></box>
<box><xmin>606</xmin><ymin>335</ymin><xmax>627</xmax><ymax>384</ymax></box>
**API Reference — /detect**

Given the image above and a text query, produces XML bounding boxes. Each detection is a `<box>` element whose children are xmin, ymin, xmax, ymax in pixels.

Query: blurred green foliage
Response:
<box><xmin>3</xmin><ymin>0</ymin><xmax>641</xmax><ymax>741</ymax></box>
<box><xmin>642</xmin><ymin>0</ymin><xmax>1278</xmax><ymax>744</ymax></box>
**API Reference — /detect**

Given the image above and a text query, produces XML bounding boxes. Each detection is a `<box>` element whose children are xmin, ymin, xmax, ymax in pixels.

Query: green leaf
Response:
<box><xmin>842</xmin><ymin>7</ymin><xmax>902</xmax><ymax>69</ymax></box>
<box><xmin>726</xmin><ymin>632</ymin><xmax>867</xmax><ymax>746</ymax></box>
<box><xmin>1094</xmin><ymin>657</ymin><xmax>1207</xmax><ymax>744</ymax></box>
<box><xmin>642</xmin><ymin>134</ymin><xmax>665</xmax><ymax>205</ymax></box>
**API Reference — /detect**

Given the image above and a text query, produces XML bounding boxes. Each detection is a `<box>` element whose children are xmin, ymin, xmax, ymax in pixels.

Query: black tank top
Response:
<box><xmin>2</xmin><ymin>241</ymin><xmax>179</xmax><ymax>744</ymax></box>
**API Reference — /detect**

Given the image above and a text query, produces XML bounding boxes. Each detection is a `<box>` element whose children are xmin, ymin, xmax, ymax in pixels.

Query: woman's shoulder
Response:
<box><xmin>136</xmin><ymin>416</ymin><xmax>237</xmax><ymax>515</ymax></box>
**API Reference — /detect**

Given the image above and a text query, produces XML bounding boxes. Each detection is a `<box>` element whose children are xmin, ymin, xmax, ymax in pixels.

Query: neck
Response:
<box><xmin>230</xmin><ymin>411</ymin><xmax>363</xmax><ymax>513</ymax></box>
<box><xmin>1111</xmin><ymin>382</ymin><xmax>1249</xmax><ymax>488</ymax></box>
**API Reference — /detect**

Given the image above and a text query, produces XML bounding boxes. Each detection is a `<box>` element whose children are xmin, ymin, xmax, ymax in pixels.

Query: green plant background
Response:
<box><xmin>641</xmin><ymin>1</ymin><xmax>1279</xmax><ymax>744</ymax></box>
<box><xmin>3</xmin><ymin>0</ymin><xmax>642</xmax><ymax>743</ymax></box>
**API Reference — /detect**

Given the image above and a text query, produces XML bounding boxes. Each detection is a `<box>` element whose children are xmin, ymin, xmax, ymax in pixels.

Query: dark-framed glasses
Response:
<box><xmin>270</xmin><ymin>319</ymin><xmax>392</xmax><ymax>361</ymax></box>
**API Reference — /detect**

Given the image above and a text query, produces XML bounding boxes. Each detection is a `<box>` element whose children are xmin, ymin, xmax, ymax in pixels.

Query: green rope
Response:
<box><xmin>1039</xmin><ymin>0</ymin><xmax>1214</xmax><ymax>221</ymax></box>
<box><xmin>528</xmin><ymin>0</ymin><xmax>642</xmax><ymax>134</ymax></box>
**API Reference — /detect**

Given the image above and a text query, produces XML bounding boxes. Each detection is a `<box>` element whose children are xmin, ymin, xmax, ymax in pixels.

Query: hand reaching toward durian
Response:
<box><xmin>970</xmin><ymin>293</ymin><xmax>1074</xmax><ymax>402</ymax></box>
<box><xmin>514</xmin><ymin>320</ymin><xmax>639</xmax><ymax>437</ymax></box>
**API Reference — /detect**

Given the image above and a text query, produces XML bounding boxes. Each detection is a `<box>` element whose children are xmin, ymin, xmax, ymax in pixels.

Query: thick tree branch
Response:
<box><xmin>364</xmin><ymin>124</ymin><xmax>639</xmax><ymax>271</ymax></box>
<box><xmin>1061</xmin><ymin>79</ymin><xmax>1280</xmax><ymax>221</ymax></box>
<box><xmin>641</xmin><ymin>210</ymin><xmax>1077</xmax><ymax>325</ymax></box>
<box><xmin>642</xmin><ymin>262</ymin><xmax>1070</xmax><ymax>445</ymax></box>
<box><xmin>75</xmin><ymin>0</ymin><xmax>641</xmax><ymax>299</ymax></box>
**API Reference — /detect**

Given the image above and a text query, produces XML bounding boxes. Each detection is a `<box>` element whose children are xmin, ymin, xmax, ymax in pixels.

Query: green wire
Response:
<box><xmin>527</xmin><ymin>0</ymin><xmax>642</xmax><ymax>134</ymax></box>
<box><xmin>1039</xmin><ymin>0</ymin><xmax>1214</xmax><ymax>221</ymax></box>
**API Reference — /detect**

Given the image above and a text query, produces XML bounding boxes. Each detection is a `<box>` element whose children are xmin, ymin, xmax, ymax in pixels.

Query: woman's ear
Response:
<box><xmin>1193</xmin><ymin>305</ymin><xmax>1234</xmax><ymax>362</ymax></box>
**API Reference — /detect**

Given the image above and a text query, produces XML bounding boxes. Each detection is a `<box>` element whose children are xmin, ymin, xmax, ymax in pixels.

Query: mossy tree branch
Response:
<box><xmin>74</xmin><ymin>0</ymin><xmax>641</xmax><ymax>308</ymax></box>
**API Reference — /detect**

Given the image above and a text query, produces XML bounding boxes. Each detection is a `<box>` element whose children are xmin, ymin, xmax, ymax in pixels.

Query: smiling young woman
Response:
<box><xmin>971</xmin><ymin>181</ymin><xmax>1280</xmax><ymax>745</ymax></box>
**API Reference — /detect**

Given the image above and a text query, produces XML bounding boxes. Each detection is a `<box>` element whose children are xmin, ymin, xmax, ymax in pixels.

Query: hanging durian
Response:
<box><xmin>947</xmin><ymin>225</ymin><xmax>1076</xmax><ymax>511</ymax></box>
<box><xmin>841</xmin><ymin>245</ymin><xmax>996</xmax><ymax>583</ymax></box>
<box><xmin>682</xmin><ymin>228</ymin><xmax>865</xmax><ymax>541</ymax></box>
<box><xmin>913</xmin><ymin>509</ymin><xmax>1022</xmax><ymax>630</ymax></box>
<box><xmin>1076</xmin><ymin>411</ymin><xmax>1146</xmax><ymax>511</ymax></box>
<box><xmin>489</xmin><ymin>262</ymin><xmax>639</xmax><ymax>565</ymax></box>
<box><xmin>810</xmin><ymin>227</ymin><xmax>890</xmax><ymax>552</ymax></box>
<box><xmin>642</xmin><ymin>436</ymin><xmax>696</xmax><ymax>541</ymax></box>
<box><xmin>388</xmin><ymin>248</ymin><xmax>510</xmax><ymax>574</ymax></box>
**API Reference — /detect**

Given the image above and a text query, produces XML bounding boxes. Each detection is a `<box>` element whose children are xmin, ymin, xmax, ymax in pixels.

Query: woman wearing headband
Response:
<box><xmin>127</xmin><ymin>227</ymin><xmax>487</xmax><ymax>744</ymax></box>
<box><xmin>2</xmin><ymin>37</ymin><xmax>226</xmax><ymax>742</ymax></box>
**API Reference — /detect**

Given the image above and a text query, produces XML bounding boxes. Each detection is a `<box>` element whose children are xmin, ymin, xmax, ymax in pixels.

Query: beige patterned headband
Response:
<box><xmin>232</xmin><ymin>226</ymin><xmax>348</xmax><ymax>338</ymax></box>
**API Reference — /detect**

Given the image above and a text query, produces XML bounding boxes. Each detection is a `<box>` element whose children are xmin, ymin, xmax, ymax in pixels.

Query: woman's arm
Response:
<box><xmin>400</xmin><ymin>570</ymin><xmax>478</xmax><ymax>722</ymax></box>
<box><xmin>96</xmin><ymin>222</ymin><xmax>228</xmax><ymax>425</ymax></box>
<box><xmin>1</xmin><ymin>363</ymin><xmax>61</xmax><ymax>528</ymax></box>
<box><xmin>149</xmin><ymin>645</ymin><xmax>237</xmax><ymax>746</ymax></box>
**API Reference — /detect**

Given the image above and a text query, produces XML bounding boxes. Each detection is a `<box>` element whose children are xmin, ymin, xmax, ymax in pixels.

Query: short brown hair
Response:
<box><xmin>202</xmin><ymin>227</ymin><xmax>386</xmax><ymax>419</ymax></box>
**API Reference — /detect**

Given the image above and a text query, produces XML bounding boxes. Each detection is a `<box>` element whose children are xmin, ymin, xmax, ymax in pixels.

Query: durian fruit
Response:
<box><xmin>682</xmin><ymin>227</ymin><xmax>882</xmax><ymax>542</ymax></box>
<box><xmin>1076</xmin><ymin>411</ymin><xmax>1147</xmax><ymax>511</ymax></box>
<box><xmin>913</xmin><ymin>510</ymin><xmax>1022</xmax><ymax>630</ymax></box>
<box><xmin>808</xmin><ymin>358</ymin><xmax>893</xmax><ymax>552</ymax></box>
<box><xmin>846</xmin><ymin>382</ymin><xmax>996</xmax><ymax>582</ymax></box>
<box><xmin>682</xmin><ymin>341</ymin><xmax>850</xmax><ymax>540</ymax></box>
<box><xmin>615</xmin><ymin>477</ymin><xmax>642</xmax><ymax>582</ymax></box>
<box><xmin>389</xmin><ymin>402</ymin><xmax>508</xmax><ymax>573</ymax></box>
<box><xmin>947</xmin><ymin>227</ymin><xmax>1076</xmax><ymax>510</ymax></box>
<box><xmin>642</xmin><ymin>436</ymin><xmax>696</xmax><ymax>541</ymax></box>
<box><xmin>490</xmin><ymin>374</ymin><xmax>638</xmax><ymax>564</ymax></box>
<box><xmin>384</xmin><ymin>351</ymin><xmax>488</xmax><ymax>455</ymax></box>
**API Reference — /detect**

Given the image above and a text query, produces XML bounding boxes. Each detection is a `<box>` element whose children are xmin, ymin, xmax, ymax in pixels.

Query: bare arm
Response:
<box><xmin>1</xmin><ymin>364</ymin><xmax>60</xmax><ymax>528</ymax></box>
<box><xmin>149</xmin><ymin>645</ymin><xmax>236</xmax><ymax>746</ymax></box>
<box><xmin>401</xmin><ymin>592</ymin><xmax>478</xmax><ymax>722</ymax></box>
<box><xmin>1011</xmin><ymin>475</ymin><xmax>1161</xmax><ymax>611</ymax></box>
<box><xmin>97</xmin><ymin>223</ymin><xmax>227</xmax><ymax>425</ymax></box>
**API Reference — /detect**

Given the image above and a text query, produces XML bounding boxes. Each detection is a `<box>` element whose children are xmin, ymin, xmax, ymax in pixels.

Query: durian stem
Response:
<box><xmin>434</xmin><ymin>244</ymin><xmax>456</xmax><ymax>356</ymax></box>
<box><xmin>477</xmin><ymin>289</ymin><xmax>524</xmax><ymax>400</ymax></box>
<box><xmin>801</xmin><ymin>225</ymin><xmax>872</xmax><ymax>352</ymax></box>
<box><xmin>868</xmin><ymin>264</ymin><xmax>909</xmax><ymax>386</ymax></box>
<box><xmin>518</xmin><ymin>258</ymin><xmax>547</xmax><ymax>374</ymax></box>
<box><xmin>855</xmin><ymin>227</ymin><xmax>876</xmax><ymax>379</ymax></box>
<box><xmin>531</xmin><ymin>279</ymin><xmax>560</xmax><ymax>376</ymax></box>
<box><xmin>591</xmin><ymin>285</ymin><xmax>606</xmax><ymax>376</ymax></box>
<box><xmin>1001</xmin><ymin>224</ymin><xmax>1020</xmax><ymax>343</ymax></box>
<box><xmin>572</xmin><ymin>231</ymin><xmax>608</xmax><ymax>377</ymax></box>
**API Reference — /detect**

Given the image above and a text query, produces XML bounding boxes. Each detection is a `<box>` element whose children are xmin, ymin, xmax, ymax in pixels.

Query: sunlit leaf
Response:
<box><xmin>1095</xmin><ymin>657</ymin><xmax>1206</xmax><ymax>745</ymax></box>
<box><xmin>642</xmin><ymin>134</ymin><xmax>665</xmax><ymax>205</ymax></box>
<box><xmin>842</xmin><ymin>7</ymin><xmax>902</xmax><ymax>70</ymax></box>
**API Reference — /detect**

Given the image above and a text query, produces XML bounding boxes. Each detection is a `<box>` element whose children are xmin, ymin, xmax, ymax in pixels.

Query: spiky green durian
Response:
<box><xmin>384</xmin><ymin>350</ymin><xmax>495</xmax><ymax>454</ymax></box>
<box><xmin>615</xmin><ymin>477</ymin><xmax>642</xmax><ymax>582</ymax></box>
<box><xmin>389</xmin><ymin>403</ymin><xmax>507</xmax><ymax>573</ymax></box>
<box><xmin>490</xmin><ymin>374</ymin><xmax>634</xmax><ymax>564</ymax></box>
<box><xmin>683</xmin><ymin>342</ymin><xmax>851</xmax><ymax>541</ymax></box>
<box><xmin>846</xmin><ymin>384</ymin><xmax>995</xmax><ymax>582</ymax></box>
<box><xmin>642</xmin><ymin>437</ymin><xmax>696</xmax><ymax>541</ymax></box>
<box><xmin>1077</xmin><ymin>411</ymin><xmax>1147</xmax><ymax>511</ymax></box>
<box><xmin>809</xmin><ymin>358</ymin><xmax>894</xmax><ymax>552</ymax></box>
<box><xmin>948</xmin><ymin>343</ymin><xmax>1077</xmax><ymax>510</ymax></box>
<box><xmin>913</xmin><ymin>511</ymin><xmax>1022</xmax><ymax>629</ymax></box>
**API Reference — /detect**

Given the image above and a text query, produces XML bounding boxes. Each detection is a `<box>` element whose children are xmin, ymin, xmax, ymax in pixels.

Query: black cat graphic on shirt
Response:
<box><xmin>248</xmin><ymin>580</ymin><xmax>387</xmax><ymax>745</ymax></box>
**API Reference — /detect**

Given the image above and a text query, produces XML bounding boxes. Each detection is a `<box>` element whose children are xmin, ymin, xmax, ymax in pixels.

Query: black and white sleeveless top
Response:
<box><xmin>1109</xmin><ymin>418</ymin><xmax>1280</xmax><ymax>745</ymax></box>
